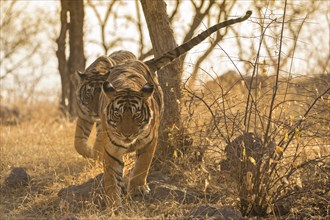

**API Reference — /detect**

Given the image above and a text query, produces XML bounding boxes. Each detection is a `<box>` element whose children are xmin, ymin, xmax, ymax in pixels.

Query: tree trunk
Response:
<box><xmin>56</xmin><ymin>0</ymin><xmax>69</xmax><ymax>117</ymax></box>
<box><xmin>140</xmin><ymin>0</ymin><xmax>183</xmax><ymax>163</ymax></box>
<box><xmin>68</xmin><ymin>0</ymin><xmax>85</xmax><ymax>117</ymax></box>
<box><xmin>56</xmin><ymin>0</ymin><xmax>85</xmax><ymax>119</ymax></box>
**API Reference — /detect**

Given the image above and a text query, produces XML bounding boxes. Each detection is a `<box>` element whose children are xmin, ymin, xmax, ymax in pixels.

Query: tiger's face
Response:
<box><xmin>102</xmin><ymin>81</ymin><xmax>154</xmax><ymax>145</ymax></box>
<box><xmin>78</xmin><ymin>81</ymin><xmax>102</xmax><ymax>116</ymax></box>
<box><xmin>73</xmin><ymin>71</ymin><xmax>108</xmax><ymax>119</ymax></box>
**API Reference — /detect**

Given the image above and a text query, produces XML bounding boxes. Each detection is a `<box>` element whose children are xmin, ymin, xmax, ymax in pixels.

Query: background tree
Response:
<box><xmin>1</xmin><ymin>1</ymin><xmax>329</xmax><ymax>218</ymax></box>
<box><xmin>140</xmin><ymin>0</ymin><xmax>183</xmax><ymax>162</ymax></box>
<box><xmin>0</xmin><ymin>0</ymin><xmax>53</xmax><ymax>104</ymax></box>
<box><xmin>56</xmin><ymin>0</ymin><xmax>85</xmax><ymax>118</ymax></box>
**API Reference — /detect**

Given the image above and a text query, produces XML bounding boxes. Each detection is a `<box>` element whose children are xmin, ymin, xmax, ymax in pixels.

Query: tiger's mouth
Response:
<box><xmin>121</xmin><ymin>135</ymin><xmax>137</xmax><ymax>143</ymax></box>
<box><xmin>113</xmin><ymin>131</ymin><xmax>138</xmax><ymax>145</ymax></box>
<box><xmin>122</xmin><ymin>135</ymin><xmax>138</xmax><ymax>144</ymax></box>
<box><xmin>113</xmin><ymin>131</ymin><xmax>137</xmax><ymax>144</ymax></box>
<box><xmin>123</xmin><ymin>137</ymin><xmax>133</xmax><ymax>143</ymax></box>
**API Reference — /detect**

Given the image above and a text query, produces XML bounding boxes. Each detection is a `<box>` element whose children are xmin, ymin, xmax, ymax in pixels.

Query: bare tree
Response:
<box><xmin>1</xmin><ymin>1</ymin><xmax>37</xmax><ymax>80</ymax></box>
<box><xmin>0</xmin><ymin>1</ymin><xmax>53</xmax><ymax>103</ymax></box>
<box><xmin>140</xmin><ymin>0</ymin><xmax>183</xmax><ymax>161</ymax></box>
<box><xmin>140</xmin><ymin>1</ymin><xmax>237</xmax><ymax>87</ymax></box>
<box><xmin>85</xmin><ymin>0</ymin><xmax>144</xmax><ymax>57</ymax></box>
<box><xmin>86</xmin><ymin>0</ymin><xmax>118</xmax><ymax>55</ymax></box>
<box><xmin>56</xmin><ymin>0</ymin><xmax>85</xmax><ymax>118</ymax></box>
<box><xmin>183</xmin><ymin>0</ymin><xmax>237</xmax><ymax>87</ymax></box>
<box><xmin>236</xmin><ymin>0</ymin><xmax>330</xmax><ymax>76</ymax></box>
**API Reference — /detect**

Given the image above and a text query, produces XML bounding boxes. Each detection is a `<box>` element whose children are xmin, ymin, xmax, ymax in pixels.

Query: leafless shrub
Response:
<box><xmin>172</xmin><ymin>1</ymin><xmax>330</xmax><ymax>218</ymax></box>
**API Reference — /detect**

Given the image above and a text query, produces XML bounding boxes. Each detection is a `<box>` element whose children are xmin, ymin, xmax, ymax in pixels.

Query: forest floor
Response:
<box><xmin>0</xmin><ymin>104</ymin><xmax>239</xmax><ymax>219</ymax></box>
<box><xmin>1</xmin><ymin>73</ymin><xmax>329</xmax><ymax>219</ymax></box>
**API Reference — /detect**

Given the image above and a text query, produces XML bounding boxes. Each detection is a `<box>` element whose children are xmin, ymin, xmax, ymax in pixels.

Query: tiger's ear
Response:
<box><xmin>141</xmin><ymin>83</ymin><xmax>154</xmax><ymax>99</ymax></box>
<box><xmin>102</xmin><ymin>81</ymin><xmax>116</xmax><ymax>99</ymax></box>
<box><xmin>71</xmin><ymin>71</ymin><xmax>85</xmax><ymax>88</ymax></box>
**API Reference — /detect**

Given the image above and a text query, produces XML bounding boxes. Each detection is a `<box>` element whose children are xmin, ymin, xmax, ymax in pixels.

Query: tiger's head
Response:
<box><xmin>72</xmin><ymin>56</ymin><xmax>114</xmax><ymax>119</ymax></box>
<box><xmin>102</xmin><ymin>81</ymin><xmax>154</xmax><ymax>145</ymax></box>
<box><xmin>73</xmin><ymin>71</ymin><xmax>108</xmax><ymax>120</ymax></box>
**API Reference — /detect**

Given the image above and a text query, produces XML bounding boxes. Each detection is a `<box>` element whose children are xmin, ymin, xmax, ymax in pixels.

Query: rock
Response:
<box><xmin>148</xmin><ymin>181</ymin><xmax>199</xmax><ymax>204</ymax></box>
<box><xmin>145</xmin><ymin>171</ymin><xmax>201</xmax><ymax>204</ymax></box>
<box><xmin>58</xmin><ymin>173</ymin><xmax>105</xmax><ymax>208</ymax></box>
<box><xmin>188</xmin><ymin>205</ymin><xmax>243</xmax><ymax>220</ymax></box>
<box><xmin>58</xmin><ymin>171</ymin><xmax>205</xmax><ymax>209</ymax></box>
<box><xmin>4</xmin><ymin>167</ymin><xmax>30</xmax><ymax>187</ymax></box>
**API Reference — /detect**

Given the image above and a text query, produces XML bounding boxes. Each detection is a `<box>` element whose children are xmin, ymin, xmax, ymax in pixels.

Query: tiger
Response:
<box><xmin>73</xmin><ymin>50</ymin><xmax>137</xmax><ymax>159</ymax></box>
<box><xmin>74</xmin><ymin>10</ymin><xmax>252</xmax><ymax>208</ymax></box>
<box><xmin>96</xmin><ymin>11</ymin><xmax>251</xmax><ymax>207</ymax></box>
<box><xmin>96</xmin><ymin>60</ymin><xmax>163</xmax><ymax>208</ymax></box>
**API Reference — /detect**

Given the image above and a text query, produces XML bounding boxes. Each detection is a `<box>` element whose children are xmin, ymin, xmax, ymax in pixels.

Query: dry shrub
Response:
<box><xmin>172</xmin><ymin>2</ymin><xmax>330</xmax><ymax>216</ymax></box>
<box><xmin>178</xmin><ymin>69</ymin><xmax>329</xmax><ymax>218</ymax></box>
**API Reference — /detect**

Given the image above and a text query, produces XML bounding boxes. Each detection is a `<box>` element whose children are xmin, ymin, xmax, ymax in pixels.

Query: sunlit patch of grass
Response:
<box><xmin>0</xmin><ymin>77</ymin><xmax>329</xmax><ymax>220</ymax></box>
<box><xmin>0</xmin><ymin>103</ymin><xmax>104</xmax><ymax>218</ymax></box>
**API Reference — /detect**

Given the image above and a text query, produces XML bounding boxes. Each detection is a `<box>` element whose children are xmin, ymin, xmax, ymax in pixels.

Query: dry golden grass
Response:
<box><xmin>0</xmin><ymin>102</ymin><xmax>216</xmax><ymax>219</ymax></box>
<box><xmin>0</xmin><ymin>72</ymin><xmax>329</xmax><ymax>219</ymax></box>
<box><xmin>0</xmin><ymin>102</ymin><xmax>105</xmax><ymax>219</ymax></box>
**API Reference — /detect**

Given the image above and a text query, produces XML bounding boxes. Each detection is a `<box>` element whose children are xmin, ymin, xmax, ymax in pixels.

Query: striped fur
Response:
<box><xmin>73</xmin><ymin>10</ymin><xmax>252</xmax><ymax>207</ymax></box>
<box><xmin>73</xmin><ymin>50</ymin><xmax>137</xmax><ymax>159</ymax></box>
<box><xmin>98</xmin><ymin>61</ymin><xmax>163</xmax><ymax>206</ymax></box>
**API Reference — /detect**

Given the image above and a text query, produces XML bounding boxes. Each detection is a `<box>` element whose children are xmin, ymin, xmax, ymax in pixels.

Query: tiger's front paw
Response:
<box><xmin>129</xmin><ymin>184</ymin><xmax>151</xmax><ymax>200</ymax></box>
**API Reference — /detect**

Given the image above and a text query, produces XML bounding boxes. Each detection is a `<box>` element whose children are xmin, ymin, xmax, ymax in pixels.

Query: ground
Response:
<box><xmin>1</xmin><ymin>73</ymin><xmax>329</xmax><ymax>219</ymax></box>
<box><xmin>0</xmin><ymin>104</ymin><xmax>242</xmax><ymax>219</ymax></box>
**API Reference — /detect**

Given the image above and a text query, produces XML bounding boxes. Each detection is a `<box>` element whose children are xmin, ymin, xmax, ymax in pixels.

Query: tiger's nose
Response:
<box><xmin>121</xmin><ymin>125</ymin><xmax>135</xmax><ymax>138</ymax></box>
<box><xmin>122</xmin><ymin>131</ymin><xmax>133</xmax><ymax>138</ymax></box>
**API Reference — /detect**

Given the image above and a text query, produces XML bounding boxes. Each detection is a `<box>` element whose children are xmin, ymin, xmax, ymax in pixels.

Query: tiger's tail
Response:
<box><xmin>145</xmin><ymin>10</ymin><xmax>252</xmax><ymax>72</ymax></box>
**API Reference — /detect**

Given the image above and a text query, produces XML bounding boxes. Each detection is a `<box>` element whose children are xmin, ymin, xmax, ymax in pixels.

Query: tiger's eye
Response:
<box><xmin>135</xmin><ymin>110</ymin><xmax>142</xmax><ymax>116</ymax></box>
<box><xmin>113</xmin><ymin>107</ymin><xmax>121</xmax><ymax>117</ymax></box>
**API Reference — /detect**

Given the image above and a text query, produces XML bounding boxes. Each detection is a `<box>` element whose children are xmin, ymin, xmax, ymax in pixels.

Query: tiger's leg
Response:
<box><xmin>128</xmin><ymin>132</ymin><xmax>158</xmax><ymax>195</ymax></box>
<box><xmin>74</xmin><ymin>117</ymin><xmax>94</xmax><ymax>158</ymax></box>
<box><xmin>93</xmin><ymin>121</ymin><xmax>104</xmax><ymax>160</ymax></box>
<box><xmin>103</xmin><ymin>145</ymin><xmax>126</xmax><ymax>208</ymax></box>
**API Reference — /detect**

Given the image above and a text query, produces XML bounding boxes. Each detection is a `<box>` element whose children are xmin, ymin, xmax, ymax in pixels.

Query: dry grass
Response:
<box><xmin>0</xmin><ymin>102</ymin><xmax>104</xmax><ymax>219</ymax></box>
<box><xmin>0</xmin><ymin>102</ymin><xmax>214</xmax><ymax>219</ymax></box>
<box><xmin>0</xmin><ymin>73</ymin><xmax>329</xmax><ymax>219</ymax></box>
